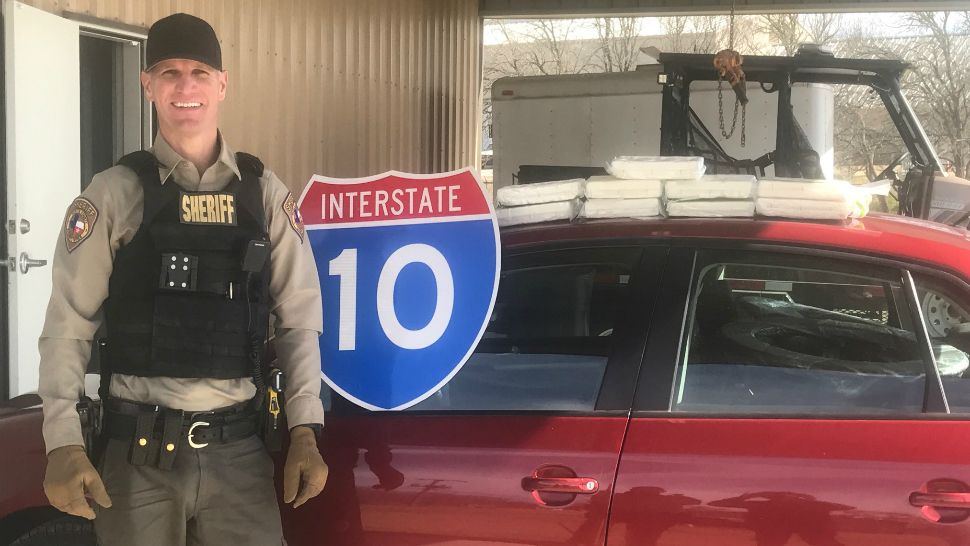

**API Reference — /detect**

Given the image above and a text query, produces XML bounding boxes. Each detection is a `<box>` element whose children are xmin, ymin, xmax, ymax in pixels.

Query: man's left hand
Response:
<box><xmin>283</xmin><ymin>426</ymin><xmax>328</xmax><ymax>509</ymax></box>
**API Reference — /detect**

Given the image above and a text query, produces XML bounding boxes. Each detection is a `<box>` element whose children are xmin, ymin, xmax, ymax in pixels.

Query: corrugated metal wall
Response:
<box><xmin>22</xmin><ymin>0</ymin><xmax>482</xmax><ymax>194</ymax></box>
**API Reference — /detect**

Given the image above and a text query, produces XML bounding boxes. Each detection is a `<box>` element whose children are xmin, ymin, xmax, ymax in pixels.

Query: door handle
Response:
<box><xmin>19</xmin><ymin>253</ymin><xmax>47</xmax><ymax>274</ymax></box>
<box><xmin>523</xmin><ymin>465</ymin><xmax>599</xmax><ymax>507</ymax></box>
<box><xmin>910</xmin><ymin>492</ymin><xmax>970</xmax><ymax>509</ymax></box>
<box><xmin>522</xmin><ymin>476</ymin><xmax>599</xmax><ymax>494</ymax></box>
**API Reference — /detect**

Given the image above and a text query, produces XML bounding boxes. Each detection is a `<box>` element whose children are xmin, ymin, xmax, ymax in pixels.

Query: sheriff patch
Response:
<box><xmin>180</xmin><ymin>192</ymin><xmax>237</xmax><ymax>226</ymax></box>
<box><xmin>282</xmin><ymin>192</ymin><xmax>305</xmax><ymax>243</ymax></box>
<box><xmin>64</xmin><ymin>197</ymin><xmax>98</xmax><ymax>253</ymax></box>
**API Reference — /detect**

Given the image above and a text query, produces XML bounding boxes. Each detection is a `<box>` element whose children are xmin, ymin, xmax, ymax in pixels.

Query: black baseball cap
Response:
<box><xmin>145</xmin><ymin>13</ymin><xmax>222</xmax><ymax>71</ymax></box>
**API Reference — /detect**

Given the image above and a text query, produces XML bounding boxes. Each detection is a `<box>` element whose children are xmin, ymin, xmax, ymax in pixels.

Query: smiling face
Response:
<box><xmin>141</xmin><ymin>58</ymin><xmax>227</xmax><ymax>142</ymax></box>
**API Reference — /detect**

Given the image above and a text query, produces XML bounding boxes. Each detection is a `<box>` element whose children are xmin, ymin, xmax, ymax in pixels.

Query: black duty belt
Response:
<box><xmin>103</xmin><ymin>397</ymin><xmax>258</xmax><ymax>470</ymax></box>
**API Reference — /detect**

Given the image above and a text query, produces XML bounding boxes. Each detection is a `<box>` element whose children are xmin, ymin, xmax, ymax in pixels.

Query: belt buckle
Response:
<box><xmin>187</xmin><ymin>411</ymin><xmax>214</xmax><ymax>449</ymax></box>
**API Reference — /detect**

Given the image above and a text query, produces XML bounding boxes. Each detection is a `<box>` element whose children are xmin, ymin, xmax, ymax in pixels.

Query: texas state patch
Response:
<box><xmin>64</xmin><ymin>197</ymin><xmax>98</xmax><ymax>253</ymax></box>
<box><xmin>282</xmin><ymin>192</ymin><xmax>305</xmax><ymax>243</ymax></box>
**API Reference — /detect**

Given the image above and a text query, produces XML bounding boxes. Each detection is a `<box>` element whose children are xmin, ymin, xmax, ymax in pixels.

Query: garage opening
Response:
<box><xmin>483</xmin><ymin>10</ymin><xmax>970</xmax><ymax>207</ymax></box>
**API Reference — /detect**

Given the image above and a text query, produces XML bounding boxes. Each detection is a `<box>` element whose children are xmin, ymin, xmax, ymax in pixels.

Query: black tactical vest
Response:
<box><xmin>103</xmin><ymin>151</ymin><xmax>270</xmax><ymax>380</ymax></box>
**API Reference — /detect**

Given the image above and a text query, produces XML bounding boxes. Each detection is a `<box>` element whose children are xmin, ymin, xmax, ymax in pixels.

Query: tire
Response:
<box><xmin>9</xmin><ymin>516</ymin><xmax>95</xmax><ymax>546</ymax></box>
<box><xmin>720</xmin><ymin>318</ymin><xmax>920</xmax><ymax>374</ymax></box>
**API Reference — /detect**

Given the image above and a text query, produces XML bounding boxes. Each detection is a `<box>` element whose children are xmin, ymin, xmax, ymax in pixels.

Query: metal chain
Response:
<box><xmin>718</xmin><ymin>78</ymin><xmax>741</xmax><ymax>140</ymax></box>
<box><xmin>741</xmin><ymin>103</ymin><xmax>747</xmax><ymax>148</ymax></box>
<box><xmin>718</xmin><ymin>0</ymin><xmax>746</xmax><ymax>147</ymax></box>
<box><xmin>720</xmin><ymin>0</ymin><xmax>746</xmax><ymax>147</ymax></box>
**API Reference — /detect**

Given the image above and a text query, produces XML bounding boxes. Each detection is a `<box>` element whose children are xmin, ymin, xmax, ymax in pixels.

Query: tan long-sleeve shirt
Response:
<box><xmin>39</xmin><ymin>133</ymin><xmax>324</xmax><ymax>453</ymax></box>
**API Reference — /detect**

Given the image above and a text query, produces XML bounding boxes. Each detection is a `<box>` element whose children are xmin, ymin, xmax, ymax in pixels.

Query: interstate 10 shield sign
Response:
<box><xmin>298</xmin><ymin>169</ymin><xmax>500</xmax><ymax>410</ymax></box>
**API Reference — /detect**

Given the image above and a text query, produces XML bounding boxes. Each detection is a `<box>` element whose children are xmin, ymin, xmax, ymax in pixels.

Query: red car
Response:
<box><xmin>4</xmin><ymin>214</ymin><xmax>970</xmax><ymax>545</ymax></box>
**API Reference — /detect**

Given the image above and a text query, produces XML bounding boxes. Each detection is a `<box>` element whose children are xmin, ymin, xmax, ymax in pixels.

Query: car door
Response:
<box><xmin>283</xmin><ymin>244</ymin><xmax>667</xmax><ymax>546</ymax></box>
<box><xmin>609</xmin><ymin>246</ymin><xmax>970</xmax><ymax>546</ymax></box>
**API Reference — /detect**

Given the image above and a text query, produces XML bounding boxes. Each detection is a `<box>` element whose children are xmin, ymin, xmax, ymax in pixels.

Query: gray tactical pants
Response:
<box><xmin>93</xmin><ymin>435</ymin><xmax>284</xmax><ymax>546</ymax></box>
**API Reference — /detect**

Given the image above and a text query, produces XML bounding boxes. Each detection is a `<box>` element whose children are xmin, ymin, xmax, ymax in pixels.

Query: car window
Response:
<box><xmin>913</xmin><ymin>275</ymin><xmax>970</xmax><ymax>413</ymax></box>
<box><xmin>673</xmin><ymin>253</ymin><xmax>926</xmax><ymax>415</ymax></box>
<box><xmin>322</xmin><ymin>247</ymin><xmax>640</xmax><ymax>413</ymax></box>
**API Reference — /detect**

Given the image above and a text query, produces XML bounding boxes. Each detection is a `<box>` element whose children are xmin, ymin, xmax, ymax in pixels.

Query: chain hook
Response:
<box><xmin>717</xmin><ymin>0</ymin><xmax>746</xmax><ymax>148</ymax></box>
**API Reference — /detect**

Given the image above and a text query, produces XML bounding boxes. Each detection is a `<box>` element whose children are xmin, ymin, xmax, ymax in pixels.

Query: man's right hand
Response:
<box><xmin>43</xmin><ymin>445</ymin><xmax>112</xmax><ymax>520</ymax></box>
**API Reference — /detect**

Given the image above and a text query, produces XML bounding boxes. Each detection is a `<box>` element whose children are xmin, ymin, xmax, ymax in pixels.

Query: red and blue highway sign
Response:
<box><xmin>299</xmin><ymin>169</ymin><xmax>499</xmax><ymax>410</ymax></box>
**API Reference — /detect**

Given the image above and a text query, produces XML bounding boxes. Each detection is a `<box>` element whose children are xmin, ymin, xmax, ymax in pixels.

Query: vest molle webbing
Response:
<box><xmin>103</xmin><ymin>151</ymin><xmax>270</xmax><ymax>380</ymax></box>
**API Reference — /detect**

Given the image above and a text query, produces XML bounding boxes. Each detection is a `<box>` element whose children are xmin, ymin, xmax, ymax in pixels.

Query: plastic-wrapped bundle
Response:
<box><xmin>757</xmin><ymin>177</ymin><xmax>854</xmax><ymax>201</ymax></box>
<box><xmin>496</xmin><ymin>199</ymin><xmax>581</xmax><ymax>227</ymax></box>
<box><xmin>755</xmin><ymin>177</ymin><xmax>884</xmax><ymax>220</ymax></box>
<box><xmin>756</xmin><ymin>197</ymin><xmax>856</xmax><ymax>220</ymax></box>
<box><xmin>585</xmin><ymin>176</ymin><xmax>663</xmax><ymax>199</ymax></box>
<box><xmin>608</xmin><ymin>156</ymin><xmax>706</xmax><ymax>181</ymax></box>
<box><xmin>495</xmin><ymin>178</ymin><xmax>585</xmax><ymax>207</ymax></box>
<box><xmin>665</xmin><ymin>174</ymin><xmax>757</xmax><ymax>200</ymax></box>
<box><xmin>580</xmin><ymin>198</ymin><xmax>662</xmax><ymax>219</ymax></box>
<box><xmin>666</xmin><ymin>199</ymin><xmax>755</xmax><ymax>218</ymax></box>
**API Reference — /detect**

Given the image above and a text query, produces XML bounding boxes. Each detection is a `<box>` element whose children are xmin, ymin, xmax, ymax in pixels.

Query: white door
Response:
<box><xmin>4</xmin><ymin>1</ymin><xmax>80</xmax><ymax>396</ymax></box>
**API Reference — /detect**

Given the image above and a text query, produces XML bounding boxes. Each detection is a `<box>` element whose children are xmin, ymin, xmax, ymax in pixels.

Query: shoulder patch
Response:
<box><xmin>64</xmin><ymin>197</ymin><xmax>99</xmax><ymax>253</ymax></box>
<box><xmin>282</xmin><ymin>192</ymin><xmax>305</xmax><ymax>244</ymax></box>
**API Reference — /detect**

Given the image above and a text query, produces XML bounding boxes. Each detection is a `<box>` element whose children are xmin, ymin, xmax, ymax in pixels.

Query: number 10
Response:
<box><xmin>329</xmin><ymin>244</ymin><xmax>455</xmax><ymax>351</ymax></box>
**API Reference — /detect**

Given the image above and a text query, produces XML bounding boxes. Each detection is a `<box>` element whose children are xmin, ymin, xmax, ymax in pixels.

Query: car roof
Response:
<box><xmin>500</xmin><ymin>213</ymin><xmax>970</xmax><ymax>281</ymax></box>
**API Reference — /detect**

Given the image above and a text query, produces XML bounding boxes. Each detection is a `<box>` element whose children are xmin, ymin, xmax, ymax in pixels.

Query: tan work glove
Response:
<box><xmin>43</xmin><ymin>445</ymin><xmax>112</xmax><ymax>520</ymax></box>
<box><xmin>283</xmin><ymin>427</ymin><xmax>329</xmax><ymax>509</ymax></box>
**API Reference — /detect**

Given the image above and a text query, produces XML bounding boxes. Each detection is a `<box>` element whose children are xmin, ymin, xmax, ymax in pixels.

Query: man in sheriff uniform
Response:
<box><xmin>38</xmin><ymin>13</ymin><xmax>328</xmax><ymax>545</ymax></box>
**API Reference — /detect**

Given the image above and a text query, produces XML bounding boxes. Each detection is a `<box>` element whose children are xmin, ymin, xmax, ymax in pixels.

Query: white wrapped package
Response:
<box><xmin>756</xmin><ymin>198</ymin><xmax>855</xmax><ymax>220</ymax></box>
<box><xmin>496</xmin><ymin>179</ymin><xmax>585</xmax><ymax>207</ymax></box>
<box><xmin>758</xmin><ymin>177</ymin><xmax>854</xmax><ymax>201</ymax></box>
<box><xmin>580</xmin><ymin>198</ymin><xmax>662</xmax><ymax>219</ymax></box>
<box><xmin>666</xmin><ymin>199</ymin><xmax>755</xmax><ymax>217</ymax></box>
<box><xmin>608</xmin><ymin>156</ymin><xmax>706</xmax><ymax>181</ymax></box>
<box><xmin>665</xmin><ymin>174</ymin><xmax>756</xmax><ymax>200</ymax></box>
<box><xmin>585</xmin><ymin>176</ymin><xmax>663</xmax><ymax>199</ymax></box>
<box><xmin>496</xmin><ymin>199</ymin><xmax>581</xmax><ymax>227</ymax></box>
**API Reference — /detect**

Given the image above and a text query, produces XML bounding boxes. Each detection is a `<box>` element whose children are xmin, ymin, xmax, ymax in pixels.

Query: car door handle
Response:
<box><xmin>521</xmin><ymin>476</ymin><xmax>599</xmax><ymax>494</ymax></box>
<box><xmin>910</xmin><ymin>492</ymin><xmax>970</xmax><ymax>509</ymax></box>
<box><xmin>19</xmin><ymin>253</ymin><xmax>47</xmax><ymax>274</ymax></box>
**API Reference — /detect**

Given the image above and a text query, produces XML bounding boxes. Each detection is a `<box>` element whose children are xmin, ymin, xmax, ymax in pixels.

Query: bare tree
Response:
<box><xmin>836</xmin><ymin>20</ymin><xmax>898</xmax><ymax>59</ymax></box>
<box><xmin>829</xmin><ymin>12</ymin><xmax>970</xmax><ymax>181</ymax></box>
<box><xmin>900</xmin><ymin>12</ymin><xmax>970</xmax><ymax>177</ymax></box>
<box><xmin>481</xmin><ymin>20</ymin><xmax>600</xmax><ymax>141</ymax></box>
<box><xmin>757</xmin><ymin>14</ymin><xmax>843</xmax><ymax>55</ymax></box>
<box><xmin>831</xmin><ymin>21</ymin><xmax>905</xmax><ymax>183</ymax></box>
<box><xmin>520</xmin><ymin>20</ymin><xmax>598</xmax><ymax>75</ymax></box>
<box><xmin>759</xmin><ymin>14</ymin><xmax>805</xmax><ymax>55</ymax></box>
<box><xmin>592</xmin><ymin>17</ymin><xmax>642</xmax><ymax>72</ymax></box>
<box><xmin>658</xmin><ymin>14</ymin><xmax>768</xmax><ymax>56</ymax></box>
<box><xmin>485</xmin><ymin>20</ymin><xmax>598</xmax><ymax>79</ymax></box>
<box><xmin>485</xmin><ymin>21</ymin><xmax>537</xmax><ymax>80</ymax></box>
<box><xmin>660</xmin><ymin>16</ymin><xmax>691</xmax><ymax>53</ymax></box>
<box><xmin>834</xmin><ymin>84</ymin><xmax>904</xmax><ymax>182</ymax></box>
<box><xmin>802</xmin><ymin>13</ymin><xmax>843</xmax><ymax>47</ymax></box>
<box><xmin>731</xmin><ymin>15</ymin><xmax>772</xmax><ymax>55</ymax></box>
<box><xmin>658</xmin><ymin>16</ymin><xmax>730</xmax><ymax>54</ymax></box>
<box><xmin>660</xmin><ymin>16</ymin><xmax>721</xmax><ymax>53</ymax></box>
<box><xmin>694</xmin><ymin>16</ymin><xmax>728</xmax><ymax>53</ymax></box>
